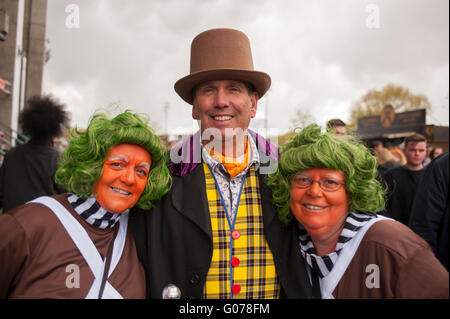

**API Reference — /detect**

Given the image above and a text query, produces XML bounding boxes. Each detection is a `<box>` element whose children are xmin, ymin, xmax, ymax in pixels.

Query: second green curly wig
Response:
<box><xmin>267</xmin><ymin>124</ymin><xmax>385</xmax><ymax>223</ymax></box>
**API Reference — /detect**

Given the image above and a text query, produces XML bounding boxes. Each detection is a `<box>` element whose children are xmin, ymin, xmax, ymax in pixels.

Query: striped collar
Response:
<box><xmin>298</xmin><ymin>212</ymin><xmax>375</xmax><ymax>278</ymax></box>
<box><xmin>66</xmin><ymin>193</ymin><xmax>124</xmax><ymax>229</ymax></box>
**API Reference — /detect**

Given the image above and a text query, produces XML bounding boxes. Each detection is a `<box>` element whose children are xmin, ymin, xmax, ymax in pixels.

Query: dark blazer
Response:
<box><xmin>0</xmin><ymin>142</ymin><xmax>64</xmax><ymax>212</ymax></box>
<box><xmin>409</xmin><ymin>152</ymin><xmax>448</xmax><ymax>270</ymax></box>
<box><xmin>130</xmin><ymin>131</ymin><xmax>312</xmax><ymax>299</ymax></box>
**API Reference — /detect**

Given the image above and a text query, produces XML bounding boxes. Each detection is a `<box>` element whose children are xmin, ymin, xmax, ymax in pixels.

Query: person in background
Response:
<box><xmin>430</xmin><ymin>145</ymin><xmax>443</xmax><ymax>160</ymax></box>
<box><xmin>326</xmin><ymin>119</ymin><xmax>346</xmax><ymax>136</ymax></box>
<box><xmin>422</xmin><ymin>142</ymin><xmax>433</xmax><ymax>166</ymax></box>
<box><xmin>370</xmin><ymin>140</ymin><xmax>384</xmax><ymax>156</ymax></box>
<box><xmin>375</xmin><ymin>148</ymin><xmax>402</xmax><ymax>176</ymax></box>
<box><xmin>0</xmin><ymin>111</ymin><xmax>171</xmax><ymax>298</ymax></box>
<box><xmin>382</xmin><ymin>133</ymin><xmax>427</xmax><ymax>225</ymax></box>
<box><xmin>410</xmin><ymin>152</ymin><xmax>448</xmax><ymax>270</ymax></box>
<box><xmin>0</xmin><ymin>95</ymin><xmax>70</xmax><ymax>213</ymax></box>
<box><xmin>385</xmin><ymin>141</ymin><xmax>407</xmax><ymax>165</ymax></box>
<box><xmin>268</xmin><ymin>124</ymin><xmax>448</xmax><ymax>298</ymax></box>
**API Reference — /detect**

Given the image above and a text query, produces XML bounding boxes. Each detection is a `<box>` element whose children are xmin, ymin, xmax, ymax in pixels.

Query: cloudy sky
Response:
<box><xmin>43</xmin><ymin>0</ymin><xmax>449</xmax><ymax>136</ymax></box>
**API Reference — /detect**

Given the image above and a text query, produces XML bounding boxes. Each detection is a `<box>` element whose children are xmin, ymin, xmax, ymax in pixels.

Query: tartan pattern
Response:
<box><xmin>202</xmin><ymin>163</ymin><xmax>280</xmax><ymax>299</ymax></box>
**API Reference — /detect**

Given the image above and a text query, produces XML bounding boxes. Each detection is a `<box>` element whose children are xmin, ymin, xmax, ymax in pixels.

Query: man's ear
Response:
<box><xmin>192</xmin><ymin>105</ymin><xmax>199</xmax><ymax>120</ymax></box>
<box><xmin>250</xmin><ymin>92</ymin><xmax>259</xmax><ymax>118</ymax></box>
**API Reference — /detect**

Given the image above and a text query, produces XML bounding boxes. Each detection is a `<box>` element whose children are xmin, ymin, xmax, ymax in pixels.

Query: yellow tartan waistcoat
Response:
<box><xmin>203</xmin><ymin>162</ymin><xmax>280</xmax><ymax>299</ymax></box>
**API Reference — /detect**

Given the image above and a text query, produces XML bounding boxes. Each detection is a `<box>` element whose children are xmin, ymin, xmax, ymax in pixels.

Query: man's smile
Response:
<box><xmin>211</xmin><ymin>115</ymin><xmax>234</xmax><ymax>121</ymax></box>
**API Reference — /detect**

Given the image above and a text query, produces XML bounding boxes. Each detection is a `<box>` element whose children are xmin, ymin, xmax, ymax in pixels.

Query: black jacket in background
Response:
<box><xmin>382</xmin><ymin>165</ymin><xmax>425</xmax><ymax>225</ymax></box>
<box><xmin>409</xmin><ymin>152</ymin><xmax>448</xmax><ymax>270</ymax></box>
<box><xmin>0</xmin><ymin>142</ymin><xmax>64</xmax><ymax>213</ymax></box>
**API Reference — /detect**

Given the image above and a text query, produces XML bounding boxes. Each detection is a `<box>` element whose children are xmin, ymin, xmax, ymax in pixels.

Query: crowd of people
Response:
<box><xmin>0</xmin><ymin>28</ymin><xmax>448</xmax><ymax>299</ymax></box>
<box><xmin>369</xmin><ymin>133</ymin><xmax>448</xmax><ymax>271</ymax></box>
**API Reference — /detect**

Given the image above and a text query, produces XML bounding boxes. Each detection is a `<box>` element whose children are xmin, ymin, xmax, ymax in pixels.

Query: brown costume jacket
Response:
<box><xmin>0</xmin><ymin>194</ymin><xmax>145</xmax><ymax>298</ymax></box>
<box><xmin>330</xmin><ymin>219</ymin><xmax>448</xmax><ymax>298</ymax></box>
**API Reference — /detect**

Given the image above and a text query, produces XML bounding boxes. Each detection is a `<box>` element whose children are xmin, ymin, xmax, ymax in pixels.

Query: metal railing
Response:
<box><xmin>0</xmin><ymin>119</ymin><xmax>29</xmax><ymax>156</ymax></box>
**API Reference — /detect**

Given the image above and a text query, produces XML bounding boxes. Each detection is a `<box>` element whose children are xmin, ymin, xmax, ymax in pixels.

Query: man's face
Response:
<box><xmin>404</xmin><ymin>141</ymin><xmax>427</xmax><ymax>168</ymax></box>
<box><xmin>332</xmin><ymin>125</ymin><xmax>346</xmax><ymax>136</ymax></box>
<box><xmin>373</xmin><ymin>142</ymin><xmax>384</xmax><ymax>154</ymax></box>
<box><xmin>433</xmin><ymin>147</ymin><xmax>443</xmax><ymax>159</ymax></box>
<box><xmin>192</xmin><ymin>80</ymin><xmax>258</xmax><ymax>140</ymax></box>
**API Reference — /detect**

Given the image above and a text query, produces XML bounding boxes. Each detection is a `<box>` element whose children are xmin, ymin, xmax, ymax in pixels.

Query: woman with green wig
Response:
<box><xmin>0</xmin><ymin>110</ymin><xmax>171</xmax><ymax>299</ymax></box>
<box><xmin>268</xmin><ymin>124</ymin><xmax>448</xmax><ymax>299</ymax></box>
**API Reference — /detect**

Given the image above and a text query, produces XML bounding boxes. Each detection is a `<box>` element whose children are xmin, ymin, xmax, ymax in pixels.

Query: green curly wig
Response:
<box><xmin>267</xmin><ymin>124</ymin><xmax>385</xmax><ymax>224</ymax></box>
<box><xmin>55</xmin><ymin>110</ymin><xmax>171</xmax><ymax>210</ymax></box>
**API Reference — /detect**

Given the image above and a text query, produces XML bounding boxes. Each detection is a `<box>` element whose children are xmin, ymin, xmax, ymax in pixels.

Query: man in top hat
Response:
<box><xmin>130</xmin><ymin>28</ymin><xmax>312</xmax><ymax>299</ymax></box>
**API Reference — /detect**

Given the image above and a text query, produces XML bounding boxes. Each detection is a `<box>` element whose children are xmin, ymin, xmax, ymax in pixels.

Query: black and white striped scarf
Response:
<box><xmin>298</xmin><ymin>212</ymin><xmax>375</xmax><ymax>278</ymax></box>
<box><xmin>66</xmin><ymin>193</ymin><xmax>124</xmax><ymax>229</ymax></box>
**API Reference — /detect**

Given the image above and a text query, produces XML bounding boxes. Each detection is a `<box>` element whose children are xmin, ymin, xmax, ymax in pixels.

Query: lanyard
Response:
<box><xmin>206</xmin><ymin>164</ymin><xmax>246</xmax><ymax>231</ymax></box>
<box><xmin>206</xmin><ymin>164</ymin><xmax>247</xmax><ymax>298</ymax></box>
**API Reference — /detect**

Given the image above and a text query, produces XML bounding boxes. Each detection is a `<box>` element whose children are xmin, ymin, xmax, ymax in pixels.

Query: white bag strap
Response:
<box><xmin>29</xmin><ymin>196</ymin><xmax>127</xmax><ymax>299</ymax></box>
<box><xmin>319</xmin><ymin>215</ymin><xmax>391</xmax><ymax>299</ymax></box>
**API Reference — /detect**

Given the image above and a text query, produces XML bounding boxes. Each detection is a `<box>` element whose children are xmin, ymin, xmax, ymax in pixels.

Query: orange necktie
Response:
<box><xmin>208</xmin><ymin>143</ymin><xmax>250</xmax><ymax>179</ymax></box>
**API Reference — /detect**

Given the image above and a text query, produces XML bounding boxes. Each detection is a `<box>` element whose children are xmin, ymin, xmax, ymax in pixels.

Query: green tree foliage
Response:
<box><xmin>349</xmin><ymin>83</ymin><xmax>431</xmax><ymax>128</ymax></box>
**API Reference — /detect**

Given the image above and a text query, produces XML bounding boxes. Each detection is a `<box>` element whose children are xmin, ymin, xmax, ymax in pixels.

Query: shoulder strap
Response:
<box><xmin>97</xmin><ymin>226</ymin><xmax>118</xmax><ymax>298</ymax></box>
<box><xmin>29</xmin><ymin>196</ymin><xmax>127</xmax><ymax>299</ymax></box>
<box><xmin>319</xmin><ymin>215</ymin><xmax>391</xmax><ymax>298</ymax></box>
<box><xmin>29</xmin><ymin>196</ymin><xmax>104</xmax><ymax>275</ymax></box>
<box><xmin>310</xmin><ymin>270</ymin><xmax>322</xmax><ymax>299</ymax></box>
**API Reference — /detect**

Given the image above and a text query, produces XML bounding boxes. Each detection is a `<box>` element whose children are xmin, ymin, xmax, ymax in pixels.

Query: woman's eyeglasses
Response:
<box><xmin>290</xmin><ymin>174</ymin><xmax>345</xmax><ymax>192</ymax></box>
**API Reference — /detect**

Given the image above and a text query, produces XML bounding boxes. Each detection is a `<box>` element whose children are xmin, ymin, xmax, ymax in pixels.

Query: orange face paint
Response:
<box><xmin>92</xmin><ymin>144</ymin><xmax>151</xmax><ymax>213</ymax></box>
<box><xmin>289</xmin><ymin>168</ymin><xmax>348</xmax><ymax>243</ymax></box>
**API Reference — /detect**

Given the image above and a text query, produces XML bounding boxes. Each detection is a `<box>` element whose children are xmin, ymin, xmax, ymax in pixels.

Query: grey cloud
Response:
<box><xmin>43</xmin><ymin>0</ymin><xmax>449</xmax><ymax>132</ymax></box>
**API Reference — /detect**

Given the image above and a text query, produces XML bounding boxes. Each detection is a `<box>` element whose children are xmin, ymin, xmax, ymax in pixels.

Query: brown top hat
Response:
<box><xmin>174</xmin><ymin>28</ymin><xmax>271</xmax><ymax>105</ymax></box>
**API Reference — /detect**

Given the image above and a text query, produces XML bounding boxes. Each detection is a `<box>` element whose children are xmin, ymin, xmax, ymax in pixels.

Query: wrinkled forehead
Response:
<box><xmin>105</xmin><ymin>144</ymin><xmax>151</xmax><ymax>163</ymax></box>
<box><xmin>192</xmin><ymin>79</ymin><xmax>254</xmax><ymax>99</ymax></box>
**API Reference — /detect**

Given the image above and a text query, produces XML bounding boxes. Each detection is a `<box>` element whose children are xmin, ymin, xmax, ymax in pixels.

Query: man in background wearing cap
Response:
<box><xmin>130</xmin><ymin>28</ymin><xmax>311</xmax><ymax>299</ymax></box>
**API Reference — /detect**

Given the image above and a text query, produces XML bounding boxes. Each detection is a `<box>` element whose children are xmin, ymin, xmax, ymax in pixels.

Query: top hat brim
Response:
<box><xmin>174</xmin><ymin>69</ymin><xmax>271</xmax><ymax>105</ymax></box>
